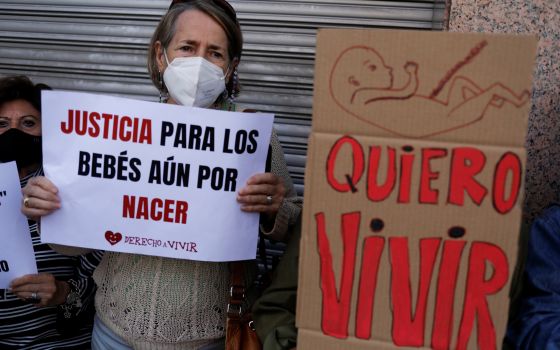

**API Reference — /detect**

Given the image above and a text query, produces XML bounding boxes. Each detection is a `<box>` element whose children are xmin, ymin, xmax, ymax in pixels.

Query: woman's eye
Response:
<box><xmin>211</xmin><ymin>51</ymin><xmax>223</xmax><ymax>59</ymax></box>
<box><xmin>21</xmin><ymin>117</ymin><xmax>38</xmax><ymax>128</ymax></box>
<box><xmin>179</xmin><ymin>46</ymin><xmax>194</xmax><ymax>53</ymax></box>
<box><xmin>368</xmin><ymin>64</ymin><xmax>377</xmax><ymax>72</ymax></box>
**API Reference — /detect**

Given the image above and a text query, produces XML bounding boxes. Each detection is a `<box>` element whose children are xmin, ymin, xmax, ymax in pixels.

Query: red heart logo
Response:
<box><xmin>105</xmin><ymin>230</ymin><xmax>122</xmax><ymax>246</ymax></box>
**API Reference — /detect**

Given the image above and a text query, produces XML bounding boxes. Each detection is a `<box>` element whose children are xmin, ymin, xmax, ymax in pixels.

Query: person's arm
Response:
<box><xmin>237</xmin><ymin>128</ymin><xmax>302</xmax><ymax>242</ymax></box>
<box><xmin>253</xmin><ymin>217</ymin><xmax>301</xmax><ymax>350</ymax></box>
<box><xmin>259</xmin><ymin>129</ymin><xmax>302</xmax><ymax>241</ymax></box>
<box><xmin>506</xmin><ymin>206</ymin><xmax>560</xmax><ymax>349</ymax></box>
<box><xmin>10</xmin><ymin>273</ymin><xmax>71</xmax><ymax>307</ymax></box>
<box><xmin>9</xmin><ymin>249</ymin><xmax>102</xmax><ymax>312</ymax></box>
<box><xmin>57</xmin><ymin>250</ymin><xmax>103</xmax><ymax>321</ymax></box>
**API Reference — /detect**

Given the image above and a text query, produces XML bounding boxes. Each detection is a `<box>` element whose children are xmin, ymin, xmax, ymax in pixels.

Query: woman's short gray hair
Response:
<box><xmin>147</xmin><ymin>0</ymin><xmax>243</xmax><ymax>98</ymax></box>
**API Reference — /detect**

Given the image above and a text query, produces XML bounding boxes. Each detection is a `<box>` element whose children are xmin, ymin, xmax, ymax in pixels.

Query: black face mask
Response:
<box><xmin>0</xmin><ymin>128</ymin><xmax>42</xmax><ymax>170</ymax></box>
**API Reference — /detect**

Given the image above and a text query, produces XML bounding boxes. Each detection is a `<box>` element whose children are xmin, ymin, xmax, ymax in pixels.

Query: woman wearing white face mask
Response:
<box><xmin>21</xmin><ymin>1</ymin><xmax>302</xmax><ymax>349</ymax></box>
<box><xmin>148</xmin><ymin>0</ymin><xmax>301</xmax><ymax>241</ymax></box>
<box><xmin>161</xmin><ymin>51</ymin><xmax>230</xmax><ymax>108</ymax></box>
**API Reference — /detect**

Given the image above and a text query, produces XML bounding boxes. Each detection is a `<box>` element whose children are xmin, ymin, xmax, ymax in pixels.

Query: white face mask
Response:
<box><xmin>163</xmin><ymin>50</ymin><xmax>227</xmax><ymax>108</ymax></box>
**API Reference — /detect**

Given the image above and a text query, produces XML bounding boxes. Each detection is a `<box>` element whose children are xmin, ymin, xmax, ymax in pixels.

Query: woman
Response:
<box><xmin>22</xmin><ymin>1</ymin><xmax>302</xmax><ymax>349</ymax></box>
<box><xmin>0</xmin><ymin>75</ymin><xmax>102</xmax><ymax>349</ymax></box>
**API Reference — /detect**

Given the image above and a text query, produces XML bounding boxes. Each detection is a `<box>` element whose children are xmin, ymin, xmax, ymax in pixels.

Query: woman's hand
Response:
<box><xmin>21</xmin><ymin>176</ymin><xmax>61</xmax><ymax>221</ymax></box>
<box><xmin>9</xmin><ymin>273</ymin><xmax>70</xmax><ymax>307</ymax></box>
<box><xmin>237</xmin><ymin>173</ymin><xmax>285</xmax><ymax>217</ymax></box>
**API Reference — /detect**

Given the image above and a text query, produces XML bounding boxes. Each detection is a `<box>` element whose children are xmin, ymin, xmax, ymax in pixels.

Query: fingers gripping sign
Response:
<box><xmin>236</xmin><ymin>172</ymin><xmax>286</xmax><ymax>215</ymax></box>
<box><xmin>21</xmin><ymin>176</ymin><xmax>61</xmax><ymax>221</ymax></box>
<box><xmin>9</xmin><ymin>273</ymin><xmax>70</xmax><ymax>307</ymax></box>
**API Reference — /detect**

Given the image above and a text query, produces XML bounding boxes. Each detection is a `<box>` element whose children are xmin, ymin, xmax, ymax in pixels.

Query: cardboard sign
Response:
<box><xmin>296</xmin><ymin>30</ymin><xmax>537</xmax><ymax>349</ymax></box>
<box><xmin>0</xmin><ymin>162</ymin><xmax>37</xmax><ymax>288</ymax></box>
<box><xmin>40</xmin><ymin>91</ymin><xmax>273</xmax><ymax>262</ymax></box>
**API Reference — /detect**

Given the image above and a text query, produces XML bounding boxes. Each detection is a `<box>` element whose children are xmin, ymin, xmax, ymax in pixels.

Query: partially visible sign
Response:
<box><xmin>41</xmin><ymin>91</ymin><xmax>273</xmax><ymax>262</ymax></box>
<box><xmin>297</xmin><ymin>29</ymin><xmax>537</xmax><ymax>349</ymax></box>
<box><xmin>0</xmin><ymin>162</ymin><xmax>37</xmax><ymax>288</ymax></box>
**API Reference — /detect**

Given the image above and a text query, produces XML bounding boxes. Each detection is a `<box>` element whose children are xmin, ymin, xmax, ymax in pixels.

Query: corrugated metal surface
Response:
<box><xmin>0</xmin><ymin>0</ymin><xmax>444</xmax><ymax>194</ymax></box>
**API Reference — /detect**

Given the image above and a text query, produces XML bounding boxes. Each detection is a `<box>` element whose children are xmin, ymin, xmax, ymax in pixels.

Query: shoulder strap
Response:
<box><xmin>228</xmin><ymin>261</ymin><xmax>246</xmax><ymax>318</ymax></box>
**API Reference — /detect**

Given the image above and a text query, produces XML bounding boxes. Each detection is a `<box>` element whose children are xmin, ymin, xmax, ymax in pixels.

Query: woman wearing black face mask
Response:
<box><xmin>0</xmin><ymin>77</ymin><xmax>45</xmax><ymax>177</ymax></box>
<box><xmin>0</xmin><ymin>75</ymin><xmax>102</xmax><ymax>349</ymax></box>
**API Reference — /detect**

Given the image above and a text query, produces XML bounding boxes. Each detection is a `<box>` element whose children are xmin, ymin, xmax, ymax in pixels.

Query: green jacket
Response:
<box><xmin>252</xmin><ymin>217</ymin><xmax>301</xmax><ymax>350</ymax></box>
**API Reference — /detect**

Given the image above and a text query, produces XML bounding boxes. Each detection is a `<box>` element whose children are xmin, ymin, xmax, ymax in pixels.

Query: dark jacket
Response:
<box><xmin>506</xmin><ymin>205</ymin><xmax>560</xmax><ymax>349</ymax></box>
<box><xmin>252</xmin><ymin>217</ymin><xmax>301</xmax><ymax>350</ymax></box>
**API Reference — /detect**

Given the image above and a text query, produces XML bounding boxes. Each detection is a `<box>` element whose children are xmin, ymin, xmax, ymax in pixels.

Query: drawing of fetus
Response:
<box><xmin>329</xmin><ymin>42</ymin><xmax>530</xmax><ymax>138</ymax></box>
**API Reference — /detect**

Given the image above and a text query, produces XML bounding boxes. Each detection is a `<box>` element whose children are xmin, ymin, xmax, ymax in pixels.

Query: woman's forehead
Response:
<box><xmin>0</xmin><ymin>100</ymin><xmax>40</xmax><ymax>118</ymax></box>
<box><xmin>171</xmin><ymin>9</ymin><xmax>228</xmax><ymax>47</ymax></box>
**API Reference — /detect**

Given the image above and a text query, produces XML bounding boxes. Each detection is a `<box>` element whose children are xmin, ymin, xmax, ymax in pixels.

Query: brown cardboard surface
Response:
<box><xmin>312</xmin><ymin>29</ymin><xmax>536</xmax><ymax>146</ymax></box>
<box><xmin>297</xmin><ymin>29</ymin><xmax>537</xmax><ymax>350</ymax></box>
<box><xmin>298</xmin><ymin>329</ymin><xmax>432</xmax><ymax>350</ymax></box>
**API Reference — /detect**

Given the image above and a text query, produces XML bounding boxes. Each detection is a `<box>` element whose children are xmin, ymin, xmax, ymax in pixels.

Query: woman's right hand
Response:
<box><xmin>21</xmin><ymin>176</ymin><xmax>61</xmax><ymax>221</ymax></box>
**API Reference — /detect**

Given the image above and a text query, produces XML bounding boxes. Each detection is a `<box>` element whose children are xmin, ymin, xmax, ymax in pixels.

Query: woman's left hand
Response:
<box><xmin>237</xmin><ymin>173</ymin><xmax>285</xmax><ymax>217</ymax></box>
<box><xmin>9</xmin><ymin>273</ymin><xmax>70</xmax><ymax>307</ymax></box>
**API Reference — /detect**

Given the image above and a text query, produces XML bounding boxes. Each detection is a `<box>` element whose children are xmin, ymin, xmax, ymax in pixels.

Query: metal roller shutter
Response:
<box><xmin>0</xmin><ymin>0</ymin><xmax>445</xmax><ymax>194</ymax></box>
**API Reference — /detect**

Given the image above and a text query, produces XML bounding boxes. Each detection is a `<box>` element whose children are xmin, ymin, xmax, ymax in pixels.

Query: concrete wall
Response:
<box><xmin>448</xmin><ymin>1</ymin><xmax>560</xmax><ymax>220</ymax></box>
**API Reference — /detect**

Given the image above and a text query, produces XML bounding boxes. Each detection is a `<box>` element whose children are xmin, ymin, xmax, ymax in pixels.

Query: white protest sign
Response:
<box><xmin>41</xmin><ymin>91</ymin><xmax>273</xmax><ymax>262</ymax></box>
<box><xmin>0</xmin><ymin>162</ymin><xmax>37</xmax><ymax>288</ymax></box>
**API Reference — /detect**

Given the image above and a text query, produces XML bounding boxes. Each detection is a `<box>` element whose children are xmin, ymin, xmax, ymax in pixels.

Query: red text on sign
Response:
<box><xmin>326</xmin><ymin>136</ymin><xmax>521</xmax><ymax>214</ymax></box>
<box><xmin>316</xmin><ymin>211</ymin><xmax>508</xmax><ymax>349</ymax></box>
<box><xmin>122</xmin><ymin>195</ymin><xmax>188</xmax><ymax>224</ymax></box>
